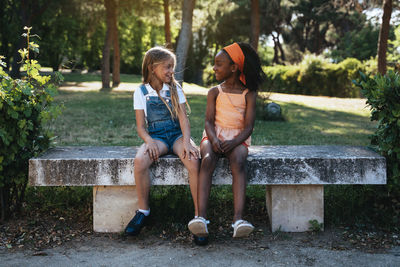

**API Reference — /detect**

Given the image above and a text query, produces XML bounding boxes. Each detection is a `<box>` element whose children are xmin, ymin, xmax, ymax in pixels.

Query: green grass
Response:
<box><xmin>62</xmin><ymin>72</ymin><xmax>142</xmax><ymax>83</ymax></box>
<box><xmin>49</xmin><ymin>89</ymin><xmax>374</xmax><ymax>147</ymax></box>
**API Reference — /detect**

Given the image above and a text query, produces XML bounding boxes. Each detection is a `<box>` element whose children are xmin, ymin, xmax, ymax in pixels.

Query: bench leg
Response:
<box><xmin>93</xmin><ymin>186</ymin><xmax>138</xmax><ymax>232</ymax></box>
<box><xmin>265</xmin><ymin>185</ymin><xmax>324</xmax><ymax>232</ymax></box>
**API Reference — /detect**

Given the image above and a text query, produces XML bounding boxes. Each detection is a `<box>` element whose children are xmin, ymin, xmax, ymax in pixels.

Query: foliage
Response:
<box><xmin>262</xmin><ymin>55</ymin><xmax>364</xmax><ymax>97</ymax></box>
<box><xmin>308</xmin><ymin>219</ymin><xmax>323</xmax><ymax>232</ymax></box>
<box><xmin>330</xmin><ymin>23</ymin><xmax>380</xmax><ymax>63</ymax></box>
<box><xmin>354</xmin><ymin>70</ymin><xmax>400</xmax><ymax>193</ymax></box>
<box><xmin>388</xmin><ymin>25</ymin><xmax>400</xmax><ymax>66</ymax></box>
<box><xmin>282</xmin><ymin>0</ymin><xmax>336</xmax><ymax>55</ymax></box>
<box><xmin>0</xmin><ymin>27</ymin><xmax>63</xmax><ymax>220</ymax></box>
<box><xmin>325</xmin><ymin>185</ymin><xmax>399</xmax><ymax>229</ymax></box>
<box><xmin>1</xmin><ymin>0</ymin><xmax>396</xmax><ymax>85</ymax></box>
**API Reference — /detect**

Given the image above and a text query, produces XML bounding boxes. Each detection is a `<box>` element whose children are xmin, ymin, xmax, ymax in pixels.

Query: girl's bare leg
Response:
<box><xmin>198</xmin><ymin>140</ymin><xmax>219</xmax><ymax>219</ymax></box>
<box><xmin>134</xmin><ymin>140</ymin><xmax>168</xmax><ymax>210</ymax></box>
<box><xmin>226</xmin><ymin>144</ymin><xmax>248</xmax><ymax>222</ymax></box>
<box><xmin>173</xmin><ymin>138</ymin><xmax>200</xmax><ymax>216</ymax></box>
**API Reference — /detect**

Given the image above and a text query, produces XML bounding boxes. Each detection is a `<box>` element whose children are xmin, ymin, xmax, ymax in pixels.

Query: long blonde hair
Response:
<box><xmin>142</xmin><ymin>47</ymin><xmax>190</xmax><ymax>119</ymax></box>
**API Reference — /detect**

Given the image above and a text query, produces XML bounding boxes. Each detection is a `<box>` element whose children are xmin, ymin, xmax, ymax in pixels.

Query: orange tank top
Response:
<box><xmin>215</xmin><ymin>85</ymin><xmax>248</xmax><ymax>129</ymax></box>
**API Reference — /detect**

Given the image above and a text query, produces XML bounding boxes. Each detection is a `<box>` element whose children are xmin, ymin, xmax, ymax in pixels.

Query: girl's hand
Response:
<box><xmin>183</xmin><ymin>142</ymin><xmax>199</xmax><ymax>160</ymax></box>
<box><xmin>145</xmin><ymin>139</ymin><xmax>160</xmax><ymax>161</ymax></box>
<box><xmin>220</xmin><ymin>140</ymin><xmax>238</xmax><ymax>153</ymax></box>
<box><xmin>211</xmin><ymin>138</ymin><xmax>223</xmax><ymax>154</ymax></box>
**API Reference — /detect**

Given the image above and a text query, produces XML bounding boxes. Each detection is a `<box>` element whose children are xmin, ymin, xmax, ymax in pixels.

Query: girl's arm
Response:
<box><xmin>177</xmin><ymin>103</ymin><xmax>199</xmax><ymax>160</ymax></box>
<box><xmin>220</xmin><ymin>90</ymin><xmax>257</xmax><ymax>153</ymax></box>
<box><xmin>204</xmin><ymin>87</ymin><xmax>223</xmax><ymax>153</ymax></box>
<box><xmin>135</xmin><ymin>109</ymin><xmax>161</xmax><ymax>161</ymax></box>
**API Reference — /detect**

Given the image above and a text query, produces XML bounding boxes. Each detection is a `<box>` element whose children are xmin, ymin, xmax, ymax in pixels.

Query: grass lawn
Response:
<box><xmin>51</xmin><ymin>72</ymin><xmax>375</xmax><ymax>147</ymax></box>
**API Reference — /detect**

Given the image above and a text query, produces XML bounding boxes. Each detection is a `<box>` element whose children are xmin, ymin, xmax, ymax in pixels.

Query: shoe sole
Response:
<box><xmin>233</xmin><ymin>224</ymin><xmax>254</xmax><ymax>238</ymax></box>
<box><xmin>188</xmin><ymin>221</ymin><xmax>208</xmax><ymax>237</ymax></box>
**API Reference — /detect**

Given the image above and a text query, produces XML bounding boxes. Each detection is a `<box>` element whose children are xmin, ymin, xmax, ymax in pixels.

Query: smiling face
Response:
<box><xmin>151</xmin><ymin>57</ymin><xmax>175</xmax><ymax>84</ymax></box>
<box><xmin>213</xmin><ymin>50</ymin><xmax>235</xmax><ymax>81</ymax></box>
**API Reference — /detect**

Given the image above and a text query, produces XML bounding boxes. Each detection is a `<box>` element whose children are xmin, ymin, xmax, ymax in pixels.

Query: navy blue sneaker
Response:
<box><xmin>193</xmin><ymin>235</ymin><xmax>209</xmax><ymax>246</ymax></box>
<box><xmin>124</xmin><ymin>210</ymin><xmax>148</xmax><ymax>236</ymax></box>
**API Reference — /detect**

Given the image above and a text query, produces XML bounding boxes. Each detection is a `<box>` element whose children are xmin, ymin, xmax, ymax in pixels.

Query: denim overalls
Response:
<box><xmin>141</xmin><ymin>84</ymin><xmax>183</xmax><ymax>152</ymax></box>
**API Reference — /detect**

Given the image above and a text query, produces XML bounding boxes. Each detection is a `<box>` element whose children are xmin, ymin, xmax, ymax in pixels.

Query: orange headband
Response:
<box><xmin>223</xmin><ymin>42</ymin><xmax>246</xmax><ymax>85</ymax></box>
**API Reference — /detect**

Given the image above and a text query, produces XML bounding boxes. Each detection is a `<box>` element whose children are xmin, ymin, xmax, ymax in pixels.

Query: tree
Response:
<box><xmin>262</xmin><ymin>0</ymin><xmax>291</xmax><ymax>64</ymax></box>
<box><xmin>330</xmin><ymin>22</ymin><xmax>380</xmax><ymax>62</ymax></box>
<box><xmin>377</xmin><ymin>0</ymin><xmax>393</xmax><ymax>74</ymax></box>
<box><xmin>283</xmin><ymin>0</ymin><xmax>335</xmax><ymax>55</ymax></box>
<box><xmin>250</xmin><ymin>0</ymin><xmax>260</xmax><ymax>51</ymax></box>
<box><xmin>102</xmin><ymin>0</ymin><xmax>120</xmax><ymax>89</ymax></box>
<box><xmin>175</xmin><ymin>0</ymin><xmax>196</xmax><ymax>84</ymax></box>
<box><xmin>164</xmin><ymin>0</ymin><xmax>172</xmax><ymax>48</ymax></box>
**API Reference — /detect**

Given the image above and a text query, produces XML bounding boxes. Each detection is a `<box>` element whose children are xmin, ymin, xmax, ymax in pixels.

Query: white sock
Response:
<box><xmin>139</xmin><ymin>209</ymin><xmax>150</xmax><ymax>216</ymax></box>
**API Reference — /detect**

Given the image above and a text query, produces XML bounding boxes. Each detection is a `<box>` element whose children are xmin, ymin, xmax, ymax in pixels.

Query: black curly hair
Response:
<box><xmin>222</xmin><ymin>42</ymin><xmax>265</xmax><ymax>92</ymax></box>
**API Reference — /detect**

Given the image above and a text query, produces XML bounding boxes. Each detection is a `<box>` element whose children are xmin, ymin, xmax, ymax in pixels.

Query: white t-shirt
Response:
<box><xmin>133</xmin><ymin>83</ymin><xmax>186</xmax><ymax>117</ymax></box>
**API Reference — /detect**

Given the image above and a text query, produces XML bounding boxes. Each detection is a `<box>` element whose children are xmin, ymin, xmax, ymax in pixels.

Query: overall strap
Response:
<box><xmin>140</xmin><ymin>84</ymin><xmax>149</xmax><ymax>96</ymax></box>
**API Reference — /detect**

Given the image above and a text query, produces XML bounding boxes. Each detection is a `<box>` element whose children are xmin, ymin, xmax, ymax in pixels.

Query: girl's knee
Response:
<box><xmin>185</xmin><ymin>158</ymin><xmax>200</xmax><ymax>174</ymax></box>
<box><xmin>201</xmin><ymin>153</ymin><xmax>217</xmax><ymax>168</ymax></box>
<box><xmin>134</xmin><ymin>155</ymin><xmax>151</xmax><ymax>172</ymax></box>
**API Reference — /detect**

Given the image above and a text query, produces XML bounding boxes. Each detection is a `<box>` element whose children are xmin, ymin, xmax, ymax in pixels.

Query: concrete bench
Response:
<box><xmin>29</xmin><ymin>146</ymin><xmax>386</xmax><ymax>233</ymax></box>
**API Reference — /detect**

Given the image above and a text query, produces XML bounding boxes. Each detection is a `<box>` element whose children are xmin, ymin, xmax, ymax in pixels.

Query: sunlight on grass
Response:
<box><xmin>50</xmin><ymin>76</ymin><xmax>375</xmax><ymax>147</ymax></box>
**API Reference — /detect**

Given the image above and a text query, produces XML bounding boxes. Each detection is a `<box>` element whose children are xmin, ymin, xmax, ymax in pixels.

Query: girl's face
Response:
<box><xmin>152</xmin><ymin>58</ymin><xmax>175</xmax><ymax>83</ymax></box>
<box><xmin>213</xmin><ymin>51</ymin><xmax>235</xmax><ymax>81</ymax></box>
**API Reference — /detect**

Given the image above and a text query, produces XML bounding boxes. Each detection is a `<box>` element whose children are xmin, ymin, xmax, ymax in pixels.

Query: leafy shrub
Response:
<box><xmin>202</xmin><ymin>63</ymin><xmax>217</xmax><ymax>87</ymax></box>
<box><xmin>363</xmin><ymin>57</ymin><xmax>378</xmax><ymax>76</ymax></box>
<box><xmin>262</xmin><ymin>56</ymin><xmax>365</xmax><ymax>98</ymax></box>
<box><xmin>337</xmin><ymin>70</ymin><xmax>400</xmax><ymax>228</ymax></box>
<box><xmin>0</xmin><ymin>27</ymin><xmax>63</xmax><ymax>220</ymax></box>
<box><xmin>354</xmin><ymin>70</ymin><xmax>400</xmax><ymax>192</ymax></box>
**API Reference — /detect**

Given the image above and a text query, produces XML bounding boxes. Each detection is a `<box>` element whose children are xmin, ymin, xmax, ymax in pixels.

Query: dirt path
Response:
<box><xmin>2</xmin><ymin>229</ymin><xmax>399</xmax><ymax>267</ymax></box>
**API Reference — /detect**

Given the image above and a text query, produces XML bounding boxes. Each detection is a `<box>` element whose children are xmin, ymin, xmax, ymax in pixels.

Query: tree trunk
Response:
<box><xmin>276</xmin><ymin>33</ymin><xmax>285</xmax><ymax>62</ymax></box>
<box><xmin>250</xmin><ymin>0</ymin><xmax>260</xmax><ymax>51</ymax></box>
<box><xmin>163</xmin><ymin>0</ymin><xmax>172</xmax><ymax>48</ymax></box>
<box><xmin>175</xmin><ymin>0</ymin><xmax>196</xmax><ymax>85</ymax></box>
<box><xmin>111</xmin><ymin>0</ymin><xmax>120</xmax><ymax>87</ymax></box>
<box><xmin>377</xmin><ymin>0</ymin><xmax>392</xmax><ymax>75</ymax></box>
<box><xmin>102</xmin><ymin>0</ymin><xmax>115</xmax><ymax>89</ymax></box>
<box><xmin>272</xmin><ymin>38</ymin><xmax>279</xmax><ymax>64</ymax></box>
<box><xmin>102</xmin><ymin>26</ymin><xmax>112</xmax><ymax>89</ymax></box>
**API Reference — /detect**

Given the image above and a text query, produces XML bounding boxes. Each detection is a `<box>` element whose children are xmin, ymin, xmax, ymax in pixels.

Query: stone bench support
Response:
<box><xmin>29</xmin><ymin>146</ymin><xmax>386</xmax><ymax>233</ymax></box>
<box><xmin>266</xmin><ymin>185</ymin><xmax>324</xmax><ymax>232</ymax></box>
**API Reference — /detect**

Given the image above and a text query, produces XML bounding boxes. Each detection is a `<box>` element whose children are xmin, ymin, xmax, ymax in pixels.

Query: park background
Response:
<box><xmin>0</xmin><ymin>0</ymin><xmax>399</xmax><ymax>250</ymax></box>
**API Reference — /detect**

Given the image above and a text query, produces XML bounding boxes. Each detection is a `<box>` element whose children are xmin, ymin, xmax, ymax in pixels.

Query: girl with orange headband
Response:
<box><xmin>188</xmin><ymin>42</ymin><xmax>265</xmax><ymax>245</ymax></box>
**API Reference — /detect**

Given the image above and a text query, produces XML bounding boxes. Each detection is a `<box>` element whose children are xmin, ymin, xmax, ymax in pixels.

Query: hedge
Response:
<box><xmin>261</xmin><ymin>56</ymin><xmax>368</xmax><ymax>98</ymax></box>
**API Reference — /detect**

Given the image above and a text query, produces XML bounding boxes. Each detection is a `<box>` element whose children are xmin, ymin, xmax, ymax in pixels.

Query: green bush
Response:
<box><xmin>363</xmin><ymin>57</ymin><xmax>378</xmax><ymax>76</ymax></box>
<box><xmin>262</xmin><ymin>56</ymin><xmax>365</xmax><ymax>98</ymax></box>
<box><xmin>354</xmin><ymin>70</ymin><xmax>400</xmax><ymax>192</ymax></box>
<box><xmin>0</xmin><ymin>27</ymin><xmax>63</xmax><ymax>220</ymax></box>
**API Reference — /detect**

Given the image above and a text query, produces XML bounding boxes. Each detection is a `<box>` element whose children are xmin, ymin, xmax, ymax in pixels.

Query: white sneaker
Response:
<box><xmin>232</xmin><ymin>219</ymin><xmax>254</xmax><ymax>238</ymax></box>
<box><xmin>188</xmin><ymin>217</ymin><xmax>209</xmax><ymax>237</ymax></box>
